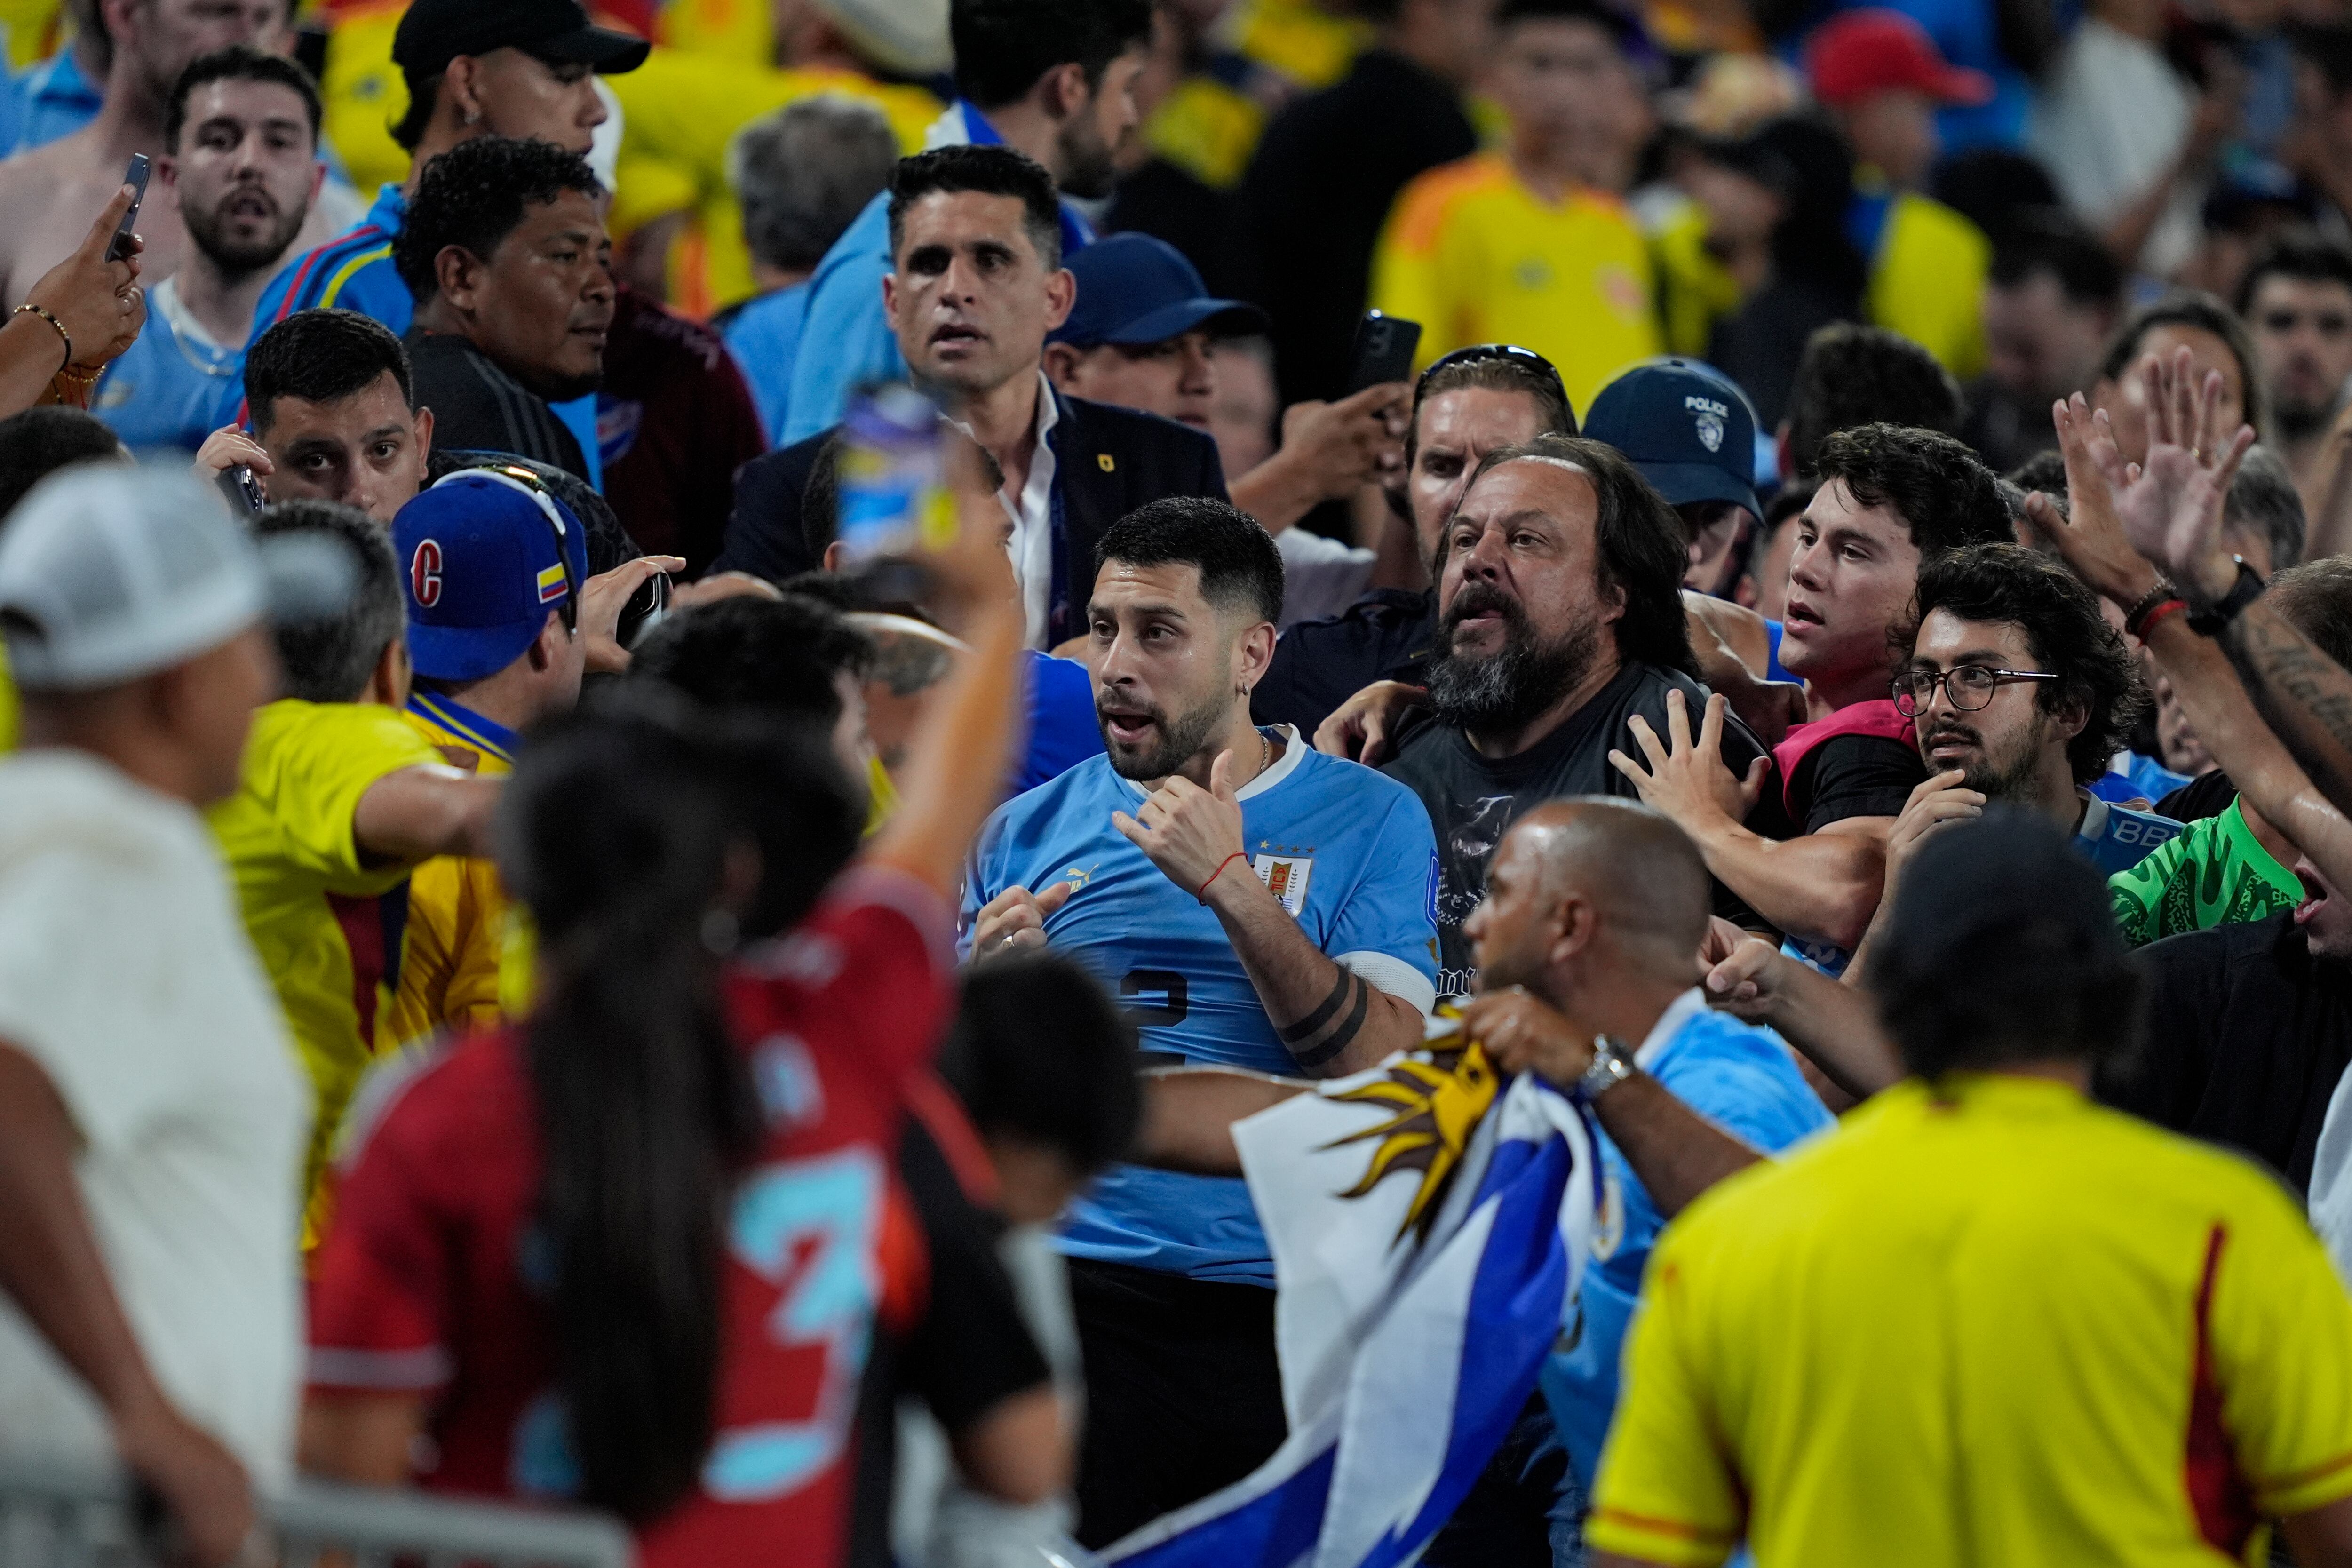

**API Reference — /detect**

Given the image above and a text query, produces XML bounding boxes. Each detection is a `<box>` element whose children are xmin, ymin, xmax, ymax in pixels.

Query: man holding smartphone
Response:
<box><xmin>94</xmin><ymin>48</ymin><xmax>322</xmax><ymax>452</ymax></box>
<box><xmin>0</xmin><ymin>0</ymin><xmax>329</xmax><ymax>308</ymax></box>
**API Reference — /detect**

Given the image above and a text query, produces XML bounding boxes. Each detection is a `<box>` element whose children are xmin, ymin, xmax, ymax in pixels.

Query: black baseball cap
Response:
<box><xmin>1582</xmin><ymin>357</ymin><xmax>1761</xmax><ymax>517</ymax></box>
<box><xmin>394</xmin><ymin>0</ymin><xmax>650</xmax><ymax>77</ymax></box>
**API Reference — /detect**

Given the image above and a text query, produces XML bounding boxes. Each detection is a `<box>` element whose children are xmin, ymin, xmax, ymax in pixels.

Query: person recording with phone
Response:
<box><xmin>1040</xmin><ymin>233</ymin><xmax>1413</xmax><ymax>627</ymax></box>
<box><xmin>718</xmin><ymin>145</ymin><xmax>1230</xmax><ymax>650</ymax></box>
<box><xmin>96</xmin><ymin>48</ymin><xmax>323</xmax><ymax>454</ymax></box>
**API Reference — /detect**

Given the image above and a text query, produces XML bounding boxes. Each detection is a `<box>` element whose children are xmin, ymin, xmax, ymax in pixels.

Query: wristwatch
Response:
<box><xmin>1577</xmin><ymin>1034</ymin><xmax>1636</xmax><ymax>1101</ymax></box>
<box><xmin>2187</xmin><ymin>557</ymin><xmax>2266</xmax><ymax>637</ymax></box>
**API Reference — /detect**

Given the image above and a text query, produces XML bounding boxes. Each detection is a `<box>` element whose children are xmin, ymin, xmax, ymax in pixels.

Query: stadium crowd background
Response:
<box><xmin>11</xmin><ymin>0</ymin><xmax>2352</xmax><ymax>1565</ymax></box>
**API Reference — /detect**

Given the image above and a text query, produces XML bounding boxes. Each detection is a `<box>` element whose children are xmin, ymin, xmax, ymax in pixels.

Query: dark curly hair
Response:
<box><xmin>1899</xmin><ymin>542</ymin><xmax>2147</xmax><ymax>785</ymax></box>
<box><xmin>628</xmin><ymin>594</ymin><xmax>876</xmax><ymax>728</ymax></box>
<box><xmin>1784</xmin><ymin>325</ymin><xmax>1964</xmax><ymax>479</ymax></box>
<box><xmin>1813</xmin><ymin>422</ymin><xmax>2014</xmax><ymax>558</ymax></box>
<box><xmin>1451</xmin><ymin>434</ymin><xmax>1697</xmax><ymax>677</ymax></box>
<box><xmin>392</xmin><ymin>136</ymin><xmax>602</xmax><ymax>303</ymax></box>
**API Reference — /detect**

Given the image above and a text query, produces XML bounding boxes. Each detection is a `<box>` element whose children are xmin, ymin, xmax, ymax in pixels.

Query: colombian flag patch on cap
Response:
<box><xmin>536</xmin><ymin>563</ymin><xmax>567</xmax><ymax>604</ymax></box>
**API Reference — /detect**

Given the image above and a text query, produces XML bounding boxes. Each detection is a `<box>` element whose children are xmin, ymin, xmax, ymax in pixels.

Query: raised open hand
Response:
<box><xmin>2019</xmin><ymin>393</ymin><xmax>2164</xmax><ymax>611</ymax></box>
<box><xmin>2083</xmin><ymin>347</ymin><xmax>2254</xmax><ymax>605</ymax></box>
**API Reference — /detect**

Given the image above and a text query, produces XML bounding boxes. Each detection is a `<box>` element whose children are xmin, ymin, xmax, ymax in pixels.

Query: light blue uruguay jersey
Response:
<box><xmin>961</xmin><ymin>728</ymin><xmax>1442</xmax><ymax>1285</ymax></box>
<box><xmin>1539</xmin><ymin>990</ymin><xmax>1832</xmax><ymax>1489</ymax></box>
<box><xmin>2073</xmin><ymin>791</ymin><xmax>2182</xmax><ymax>875</ymax></box>
<box><xmin>93</xmin><ymin>277</ymin><xmax>243</xmax><ymax>453</ymax></box>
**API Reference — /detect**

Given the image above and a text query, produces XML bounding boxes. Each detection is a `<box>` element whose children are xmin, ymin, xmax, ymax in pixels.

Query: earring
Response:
<box><xmin>462</xmin><ymin>107</ymin><xmax>482</xmax><ymax>127</ymax></box>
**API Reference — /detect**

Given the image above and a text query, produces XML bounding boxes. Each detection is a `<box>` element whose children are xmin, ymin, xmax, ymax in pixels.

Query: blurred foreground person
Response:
<box><xmin>1586</xmin><ymin>811</ymin><xmax>2352</xmax><ymax>1568</ymax></box>
<box><xmin>0</xmin><ymin>466</ymin><xmax>346</xmax><ymax>1567</ymax></box>
<box><xmin>303</xmin><ymin>483</ymin><xmax>1025</xmax><ymax>1566</ymax></box>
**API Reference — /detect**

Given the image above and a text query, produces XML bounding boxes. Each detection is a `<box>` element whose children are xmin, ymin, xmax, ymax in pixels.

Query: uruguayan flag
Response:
<box><xmin>1103</xmin><ymin>1043</ymin><xmax>1602</xmax><ymax>1568</ymax></box>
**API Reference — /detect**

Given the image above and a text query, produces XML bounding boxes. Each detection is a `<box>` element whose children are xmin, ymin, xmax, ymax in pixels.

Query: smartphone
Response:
<box><xmin>215</xmin><ymin>463</ymin><xmax>264</xmax><ymax>515</ymax></box>
<box><xmin>1347</xmin><ymin>310</ymin><xmax>1422</xmax><ymax>393</ymax></box>
<box><xmin>107</xmin><ymin>154</ymin><xmax>149</xmax><ymax>263</ymax></box>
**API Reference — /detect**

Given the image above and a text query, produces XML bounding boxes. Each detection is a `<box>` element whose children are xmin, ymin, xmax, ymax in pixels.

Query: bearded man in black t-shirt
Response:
<box><xmin>1380</xmin><ymin>434</ymin><xmax>1773</xmax><ymax>994</ymax></box>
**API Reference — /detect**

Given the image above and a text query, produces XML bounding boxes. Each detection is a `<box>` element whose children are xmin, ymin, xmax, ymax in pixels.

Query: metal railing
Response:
<box><xmin>0</xmin><ymin>1457</ymin><xmax>633</xmax><ymax>1568</ymax></box>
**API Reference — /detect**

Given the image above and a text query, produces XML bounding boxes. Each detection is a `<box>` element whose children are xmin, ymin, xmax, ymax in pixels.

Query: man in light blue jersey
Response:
<box><xmin>95</xmin><ymin>48</ymin><xmax>320</xmax><ymax>452</ymax></box>
<box><xmin>778</xmin><ymin>0</ymin><xmax>1151</xmax><ymax>445</ymax></box>
<box><xmin>964</xmin><ymin>495</ymin><xmax>1441</xmax><ymax>1548</ymax></box>
<box><xmin>1843</xmin><ymin>541</ymin><xmax>2180</xmax><ymax>979</ymax></box>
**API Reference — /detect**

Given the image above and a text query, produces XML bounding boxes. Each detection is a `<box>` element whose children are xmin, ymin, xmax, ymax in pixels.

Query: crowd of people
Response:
<box><xmin>7</xmin><ymin>0</ymin><xmax>2352</xmax><ymax>1564</ymax></box>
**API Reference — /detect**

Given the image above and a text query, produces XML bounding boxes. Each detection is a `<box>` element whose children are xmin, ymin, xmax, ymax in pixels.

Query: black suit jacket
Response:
<box><xmin>714</xmin><ymin>387</ymin><xmax>1228</xmax><ymax>640</ymax></box>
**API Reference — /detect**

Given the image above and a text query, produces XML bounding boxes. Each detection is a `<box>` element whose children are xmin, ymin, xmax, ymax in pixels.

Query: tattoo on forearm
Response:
<box><xmin>2223</xmin><ymin>610</ymin><xmax>2352</xmax><ymax>804</ymax></box>
<box><xmin>1285</xmin><ymin>970</ymin><xmax>1371</xmax><ymax>1070</ymax></box>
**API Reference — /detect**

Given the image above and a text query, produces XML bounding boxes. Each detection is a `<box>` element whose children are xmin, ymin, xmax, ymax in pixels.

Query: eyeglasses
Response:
<box><xmin>1417</xmin><ymin>343</ymin><xmax>1573</xmax><ymax>417</ymax></box>
<box><xmin>1891</xmin><ymin>664</ymin><xmax>2060</xmax><ymax>716</ymax></box>
<box><xmin>433</xmin><ymin>463</ymin><xmax>579</xmax><ymax>629</ymax></box>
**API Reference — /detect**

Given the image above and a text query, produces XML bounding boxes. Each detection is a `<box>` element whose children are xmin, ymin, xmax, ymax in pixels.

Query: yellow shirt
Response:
<box><xmin>382</xmin><ymin>691</ymin><xmax>515</xmax><ymax>1051</ymax></box>
<box><xmin>1587</xmin><ymin>1074</ymin><xmax>2352</xmax><ymax>1568</ymax></box>
<box><xmin>1371</xmin><ymin>152</ymin><xmax>1663</xmax><ymax>419</ymax></box>
<box><xmin>205</xmin><ymin>699</ymin><xmax>441</xmax><ymax>1203</ymax></box>
<box><xmin>605</xmin><ymin>51</ymin><xmax>937</xmax><ymax>312</ymax></box>
<box><xmin>1867</xmin><ymin>190</ymin><xmax>1990</xmax><ymax>381</ymax></box>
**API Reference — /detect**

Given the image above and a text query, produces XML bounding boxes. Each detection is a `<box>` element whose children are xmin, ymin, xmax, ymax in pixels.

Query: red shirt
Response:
<box><xmin>308</xmin><ymin>866</ymin><xmax>954</xmax><ymax>1568</ymax></box>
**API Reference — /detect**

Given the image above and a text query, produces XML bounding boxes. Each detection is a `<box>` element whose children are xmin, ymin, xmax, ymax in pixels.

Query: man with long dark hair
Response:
<box><xmin>1377</xmin><ymin>432</ymin><xmax>1770</xmax><ymax>995</ymax></box>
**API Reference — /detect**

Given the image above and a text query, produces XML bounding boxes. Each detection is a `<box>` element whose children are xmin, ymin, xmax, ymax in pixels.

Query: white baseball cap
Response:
<box><xmin>0</xmin><ymin>465</ymin><xmax>353</xmax><ymax>691</ymax></box>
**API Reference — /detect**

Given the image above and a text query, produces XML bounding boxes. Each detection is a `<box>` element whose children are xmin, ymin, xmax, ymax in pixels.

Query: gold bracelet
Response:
<box><xmin>11</xmin><ymin>302</ymin><xmax>70</xmax><ymax>374</ymax></box>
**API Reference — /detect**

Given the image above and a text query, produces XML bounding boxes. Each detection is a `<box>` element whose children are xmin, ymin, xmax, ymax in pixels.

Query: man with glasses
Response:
<box><xmin>1612</xmin><ymin>422</ymin><xmax>2013</xmax><ymax>981</ymax></box>
<box><xmin>2238</xmin><ymin>232</ymin><xmax>2352</xmax><ymax>507</ymax></box>
<box><xmin>1841</xmin><ymin>542</ymin><xmax>2178</xmax><ymax>977</ymax></box>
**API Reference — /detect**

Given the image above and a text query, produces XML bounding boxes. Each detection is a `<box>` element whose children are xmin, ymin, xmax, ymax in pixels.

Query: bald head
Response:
<box><xmin>1469</xmin><ymin>798</ymin><xmax>1712</xmax><ymax>991</ymax></box>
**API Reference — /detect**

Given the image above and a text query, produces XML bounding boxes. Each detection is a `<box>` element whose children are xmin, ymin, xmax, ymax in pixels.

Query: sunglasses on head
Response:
<box><xmin>1416</xmin><ymin>343</ymin><xmax>1571</xmax><ymax>409</ymax></box>
<box><xmin>433</xmin><ymin>463</ymin><xmax>580</xmax><ymax>629</ymax></box>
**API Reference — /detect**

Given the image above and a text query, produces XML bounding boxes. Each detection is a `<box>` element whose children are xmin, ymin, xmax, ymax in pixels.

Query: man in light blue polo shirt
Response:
<box><xmin>1441</xmin><ymin>797</ymin><xmax>1831</xmax><ymax>1566</ymax></box>
<box><xmin>778</xmin><ymin>0</ymin><xmax>1152</xmax><ymax>445</ymax></box>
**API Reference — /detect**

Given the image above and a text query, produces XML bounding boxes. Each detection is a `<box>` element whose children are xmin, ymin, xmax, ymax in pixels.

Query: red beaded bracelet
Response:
<box><xmin>1197</xmin><ymin>851</ymin><xmax>1248</xmax><ymax>903</ymax></box>
<box><xmin>2136</xmin><ymin>597</ymin><xmax>2191</xmax><ymax>640</ymax></box>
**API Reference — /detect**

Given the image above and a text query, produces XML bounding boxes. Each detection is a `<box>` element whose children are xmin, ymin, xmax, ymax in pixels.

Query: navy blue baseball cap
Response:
<box><xmin>394</xmin><ymin>468</ymin><xmax>589</xmax><ymax>683</ymax></box>
<box><xmin>1050</xmin><ymin>233</ymin><xmax>1267</xmax><ymax>349</ymax></box>
<box><xmin>1583</xmin><ymin>358</ymin><xmax>1762</xmax><ymax>517</ymax></box>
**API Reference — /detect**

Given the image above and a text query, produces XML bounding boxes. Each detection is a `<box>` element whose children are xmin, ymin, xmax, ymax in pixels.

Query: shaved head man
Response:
<box><xmin>1448</xmin><ymin>798</ymin><xmax>1831</xmax><ymax>1543</ymax></box>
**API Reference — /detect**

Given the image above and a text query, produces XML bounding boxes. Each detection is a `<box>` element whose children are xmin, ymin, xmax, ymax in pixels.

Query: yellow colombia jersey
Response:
<box><xmin>1866</xmin><ymin>189</ymin><xmax>1989</xmax><ymax>381</ymax></box>
<box><xmin>1372</xmin><ymin>152</ymin><xmax>1663</xmax><ymax>419</ymax></box>
<box><xmin>205</xmin><ymin>699</ymin><xmax>442</xmax><ymax>1204</ymax></box>
<box><xmin>1587</xmin><ymin>1074</ymin><xmax>2352</xmax><ymax>1568</ymax></box>
<box><xmin>384</xmin><ymin>690</ymin><xmax>516</xmax><ymax>1052</ymax></box>
<box><xmin>606</xmin><ymin>51</ymin><xmax>937</xmax><ymax>313</ymax></box>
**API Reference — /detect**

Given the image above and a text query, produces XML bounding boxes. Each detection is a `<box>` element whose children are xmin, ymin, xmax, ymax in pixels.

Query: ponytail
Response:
<box><xmin>498</xmin><ymin>697</ymin><xmax>862</xmax><ymax>1522</ymax></box>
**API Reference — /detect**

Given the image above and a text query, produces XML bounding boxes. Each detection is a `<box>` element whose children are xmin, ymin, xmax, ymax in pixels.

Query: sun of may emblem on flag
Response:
<box><xmin>1321</xmin><ymin>1042</ymin><xmax>1500</xmax><ymax>1244</ymax></box>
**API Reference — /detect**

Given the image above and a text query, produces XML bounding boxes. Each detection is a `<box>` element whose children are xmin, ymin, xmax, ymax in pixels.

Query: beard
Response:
<box><xmin>1924</xmin><ymin>720</ymin><xmax>2043</xmax><ymax>800</ymax></box>
<box><xmin>2277</xmin><ymin>391</ymin><xmax>2337</xmax><ymax>441</ymax></box>
<box><xmin>1425</xmin><ymin>582</ymin><xmax>1603</xmax><ymax>736</ymax></box>
<box><xmin>1097</xmin><ymin>685</ymin><xmax>1228</xmax><ymax>780</ymax></box>
<box><xmin>183</xmin><ymin>187</ymin><xmax>305</xmax><ymax>279</ymax></box>
<box><xmin>534</xmin><ymin>366</ymin><xmax>605</xmax><ymax>404</ymax></box>
<box><xmin>1054</xmin><ymin>113</ymin><xmax>1119</xmax><ymax>201</ymax></box>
